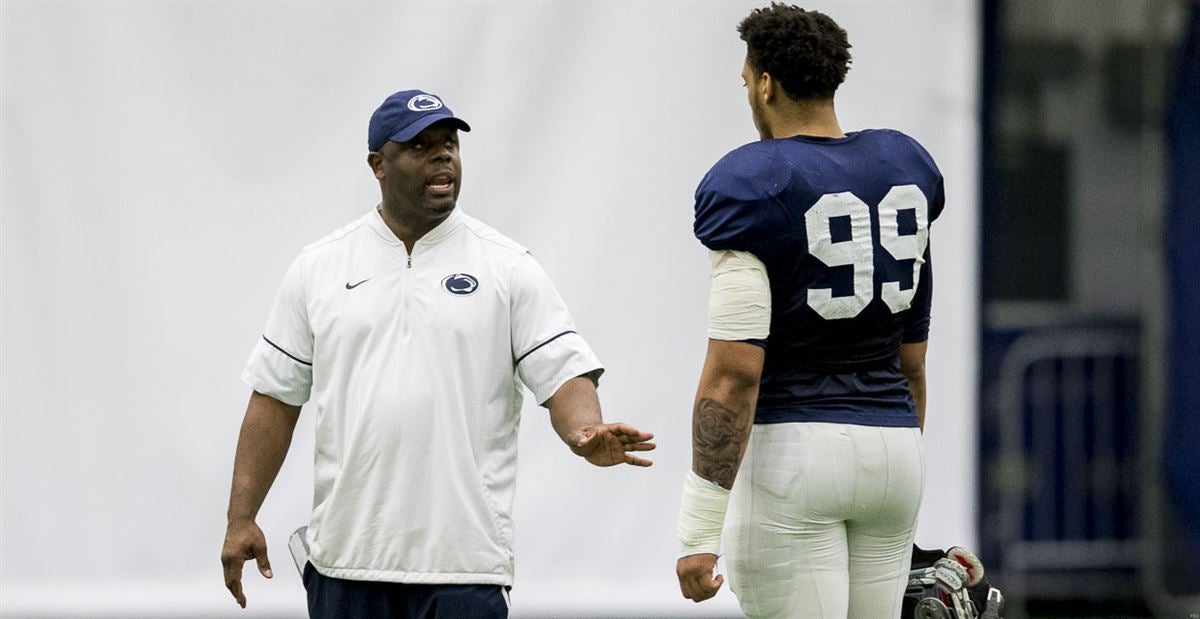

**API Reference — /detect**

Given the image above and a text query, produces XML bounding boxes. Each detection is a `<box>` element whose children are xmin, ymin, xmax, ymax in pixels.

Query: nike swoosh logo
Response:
<box><xmin>345</xmin><ymin>279</ymin><xmax>370</xmax><ymax>290</ymax></box>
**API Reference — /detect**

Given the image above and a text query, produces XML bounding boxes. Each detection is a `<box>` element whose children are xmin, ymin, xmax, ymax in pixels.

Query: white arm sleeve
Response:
<box><xmin>707</xmin><ymin>249</ymin><xmax>771</xmax><ymax>341</ymax></box>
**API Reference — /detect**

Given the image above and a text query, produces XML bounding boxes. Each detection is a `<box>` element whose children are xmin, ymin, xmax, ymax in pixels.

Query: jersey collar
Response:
<box><xmin>367</xmin><ymin>205</ymin><xmax>464</xmax><ymax>248</ymax></box>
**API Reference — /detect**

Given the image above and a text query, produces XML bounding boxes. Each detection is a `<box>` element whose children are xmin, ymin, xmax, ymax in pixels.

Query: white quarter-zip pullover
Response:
<box><xmin>241</xmin><ymin>207</ymin><xmax>603</xmax><ymax>586</ymax></box>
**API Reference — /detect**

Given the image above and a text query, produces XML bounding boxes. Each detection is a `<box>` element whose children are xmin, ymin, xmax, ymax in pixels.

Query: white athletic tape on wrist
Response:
<box><xmin>677</xmin><ymin>471</ymin><xmax>731</xmax><ymax>558</ymax></box>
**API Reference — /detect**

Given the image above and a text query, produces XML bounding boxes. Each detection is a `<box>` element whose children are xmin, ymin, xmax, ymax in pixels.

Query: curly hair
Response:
<box><xmin>738</xmin><ymin>3</ymin><xmax>852</xmax><ymax>101</ymax></box>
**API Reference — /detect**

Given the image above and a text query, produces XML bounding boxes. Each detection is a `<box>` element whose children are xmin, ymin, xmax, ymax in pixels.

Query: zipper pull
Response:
<box><xmin>407</xmin><ymin>254</ymin><xmax>412</xmax><ymax>269</ymax></box>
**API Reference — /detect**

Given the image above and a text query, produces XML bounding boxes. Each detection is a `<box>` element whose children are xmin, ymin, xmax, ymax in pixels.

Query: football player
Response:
<box><xmin>675</xmin><ymin>5</ymin><xmax>945</xmax><ymax>617</ymax></box>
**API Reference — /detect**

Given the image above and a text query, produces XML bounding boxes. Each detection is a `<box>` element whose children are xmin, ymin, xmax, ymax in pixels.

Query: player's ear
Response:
<box><xmin>759</xmin><ymin>72</ymin><xmax>777</xmax><ymax>104</ymax></box>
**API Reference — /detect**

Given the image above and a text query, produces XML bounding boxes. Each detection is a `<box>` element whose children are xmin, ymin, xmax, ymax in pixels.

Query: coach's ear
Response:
<box><xmin>367</xmin><ymin>152</ymin><xmax>383</xmax><ymax>179</ymax></box>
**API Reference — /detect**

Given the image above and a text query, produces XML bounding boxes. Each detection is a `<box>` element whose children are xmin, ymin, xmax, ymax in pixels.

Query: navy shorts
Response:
<box><xmin>303</xmin><ymin>563</ymin><xmax>509</xmax><ymax>619</ymax></box>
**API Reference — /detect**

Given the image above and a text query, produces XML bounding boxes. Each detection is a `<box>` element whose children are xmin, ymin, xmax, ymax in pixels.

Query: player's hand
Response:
<box><xmin>677</xmin><ymin>553</ymin><xmax>723</xmax><ymax>602</ymax></box>
<box><xmin>221</xmin><ymin>519</ymin><xmax>273</xmax><ymax>608</ymax></box>
<box><xmin>567</xmin><ymin>422</ymin><xmax>655</xmax><ymax>467</ymax></box>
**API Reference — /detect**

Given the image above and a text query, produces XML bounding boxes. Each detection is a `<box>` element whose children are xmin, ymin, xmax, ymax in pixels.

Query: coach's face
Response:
<box><xmin>370</xmin><ymin>121</ymin><xmax>462</xmax><ymax>222</ymax></box>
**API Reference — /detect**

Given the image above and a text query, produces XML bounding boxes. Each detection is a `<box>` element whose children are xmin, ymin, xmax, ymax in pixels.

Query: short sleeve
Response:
<box><xmin>903</xmin><ymin>169</ymin><xmax>943</xmax><ymax>343</ymax></box>
<box><xmin>902</xmin><ymin>239</ymin><xmax>933</xmax><ymax>343</ymax></box>
<box><xmin>510</xmin><ymin>253</ymin><xmax>604</xmax><ymax>404</ymax></box>
<box><xmin>241</xmin><ymin>255</ymin><xmax>314</xmax><ymax>406</ymax></box>
<box><xmin>929</xmin><ymin>175</ymin><xmax>946</xmax><ymax>223</ymax></box>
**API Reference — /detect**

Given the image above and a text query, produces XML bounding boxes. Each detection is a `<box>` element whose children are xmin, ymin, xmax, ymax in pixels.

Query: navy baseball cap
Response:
<box><xmin>368</xmin><ymin>90</ymin><xmax>471</xmax><ymax>151</ymax></box>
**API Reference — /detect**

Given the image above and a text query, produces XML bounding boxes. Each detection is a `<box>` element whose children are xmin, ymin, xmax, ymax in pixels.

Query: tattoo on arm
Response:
<box><xmin>692</xmin><ymin>397</ymin><xmax>753</xmax><ymax>490</ymax></box>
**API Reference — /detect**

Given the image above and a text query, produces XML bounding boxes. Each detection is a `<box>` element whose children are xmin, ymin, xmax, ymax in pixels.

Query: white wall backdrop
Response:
<box><xmin>0</xmin><ymin>2</ymin><xmax>978</xmax><ymax>616</ymax></box>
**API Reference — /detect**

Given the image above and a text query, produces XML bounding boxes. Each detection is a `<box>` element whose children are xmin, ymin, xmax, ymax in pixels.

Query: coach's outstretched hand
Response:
<box><xmin>546</xmin><ymin>375</ymin><xmax>655</xmax><ymax>467</ymax></box>
<box><xmin>221</xmin><ymin>519</ymin><xmax>273</xmax><ymax>608</ymax></box>
<box><xmin>568</xmin><ymin>422</ymin><xmax>656</xmax><ymax>467</ymax></box>
<box><xmin>677</xmin><ymin>553</ymin><xmax>724</xmax><ymax>602</ymax></box>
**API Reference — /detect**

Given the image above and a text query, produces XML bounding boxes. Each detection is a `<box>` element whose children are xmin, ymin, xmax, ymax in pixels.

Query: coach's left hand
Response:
<box><xmin>568</xmin><ymin>423</ymin><xmax>656</xmax><ymax>467</ymax></box>
<box><xmin>677</xmin><ymin>553</ymin><xmax>723</xmax><ymax>602</ymax></box>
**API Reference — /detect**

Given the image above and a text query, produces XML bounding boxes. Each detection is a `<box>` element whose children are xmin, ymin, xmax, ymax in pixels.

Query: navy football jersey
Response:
<box><xmin>694</xmin><ymin>129</ymin><xmax>944</xmax><ymax>427</ymax></box>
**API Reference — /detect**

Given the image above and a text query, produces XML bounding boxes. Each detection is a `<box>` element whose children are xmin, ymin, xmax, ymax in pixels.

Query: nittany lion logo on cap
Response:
<box><xmin>442</xmin><ymin>273</ymin><xmax>479</xmax><ymax>295</ymax></box>
<box><xmin>407</xmin><ymin>94</ymin><xmax>444</xmax><ymax>112</ymax></box>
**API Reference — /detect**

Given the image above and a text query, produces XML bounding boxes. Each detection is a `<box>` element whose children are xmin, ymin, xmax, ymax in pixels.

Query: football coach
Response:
<box><xmin>221</xmin><ymin>89</ymin><xmax>655</xmax><ymax>618</ymax></box>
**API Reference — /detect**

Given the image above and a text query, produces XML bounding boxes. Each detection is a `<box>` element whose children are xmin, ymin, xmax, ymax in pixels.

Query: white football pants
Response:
<box><xmin>725</xmin><ymin>422</ymin><xmax>924</xmax><ymax>619</ymax></box>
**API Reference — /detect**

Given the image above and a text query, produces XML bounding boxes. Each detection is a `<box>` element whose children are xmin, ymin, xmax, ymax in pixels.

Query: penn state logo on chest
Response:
<box><xmin>441</xmin><ymin>273</ymin><xmax>479</xmax><ymax>295</ymax></box>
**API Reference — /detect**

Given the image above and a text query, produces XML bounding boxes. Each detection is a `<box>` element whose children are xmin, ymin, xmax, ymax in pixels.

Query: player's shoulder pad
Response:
<box><xmin>864</xmin><ymin>128</ymin><xmax>946</xmax><ymax>221</ymax></box>
<box><xmin>696</xmin><ymin>141</ymin><xmax>791</xmax><ymax>204</ymax></box>
<box><xmin>870</xmin><ymin>128</ymin><xmax>942</xmax><ymax>176</ymax></box>
<box><xmin>694</xmin><ymin>142</ymin><xmax>790</xmax><ymax>251</ymax></box>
